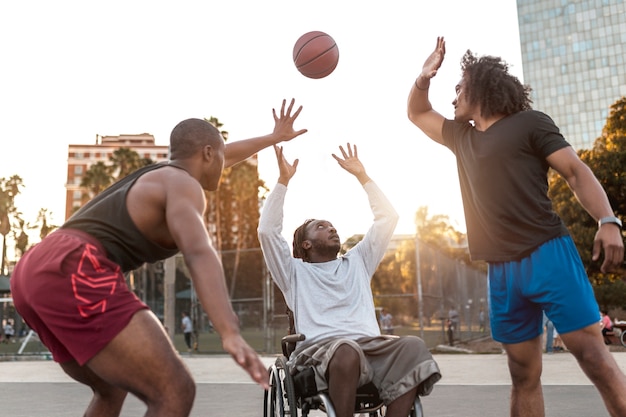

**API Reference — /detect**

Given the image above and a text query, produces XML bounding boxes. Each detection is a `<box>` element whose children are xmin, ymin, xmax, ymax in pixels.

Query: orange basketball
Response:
<box><xmin>293</xmin><ymin>31</ymin><xmax>339</xmax><ymax>79</ymax></box>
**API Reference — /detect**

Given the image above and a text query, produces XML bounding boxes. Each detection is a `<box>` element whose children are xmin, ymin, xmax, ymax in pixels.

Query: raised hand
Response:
<box><xmin>421</xmin><ymin>36</ymin><xmax>446</xmax><ymax>80</ymax></box>
<box><xmin>274</xmin><ymin>145</ymin><xmax>299</xmax><ymax>186</ymax></box>
<box><xmin>272</xmin><ymin>99</ymin><xmax>308</xmax><ymax>143</ymax></box>
<box><xmin>332</xmin><ymin>143</ymin><xmax>370</xmax><ymax>184</ymax></box>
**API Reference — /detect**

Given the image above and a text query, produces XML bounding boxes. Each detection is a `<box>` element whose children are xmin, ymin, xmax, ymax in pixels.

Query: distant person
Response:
<box><xmin>258</xmin><ymin>144</ymin><xmax>441</xmax><ymax>417</ymax></box>
<box><xmin>446</xmin><ymin>319</ymin><xmax>454</xmax><ymax>346</ymax></box>
<box><xmin>407</xmin><ymin>36</ymin><xmax>626</xmax><ymax>415</ymax></box>
<box><xmin>478</xmin><ymin>307</ymin><xmax>486</xmax><ymax>333</ymax></box>
<box><xmin>553</xmin><ymin>328</ymin><xmax>566</xmax><ymax>352</ymax></box>
<box><xmin>2</xmin><ymin>320</ymin><xmax>15</xmax><ymax>344</ymax></box>
<box><xmin>10</xmin><ymin>99</ymin><xmax>307</xmax><ymax>417</ymax></box>
<box><xmin>600</xmin><ymin>310</ymin><xmax>614</xmax><ymax>344</ymax></box>
<box><xmin>181</xmin><ymin>311</ymin><xmax>193</xmax><ymax>352</ymax></box>
<box><xmin>543</xmin><ymin>312</ymin><xmax>554</xmax><ymax>354</ymax></box>
<box><xmin>448</xmin><ymin>306</ymin><xmax>459</xmax><ymax>335</ymax></box>
<box><xmin>379</xmin><ymin>308</ymin><xmax>394</xmax><ymax>335</ymax></box>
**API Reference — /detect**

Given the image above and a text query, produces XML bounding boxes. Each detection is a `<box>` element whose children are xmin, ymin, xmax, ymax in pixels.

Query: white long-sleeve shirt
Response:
<box><xmin>258</xmin><ymin>181</ymin><xmax>399</xmax><ymax>349</ymax></box>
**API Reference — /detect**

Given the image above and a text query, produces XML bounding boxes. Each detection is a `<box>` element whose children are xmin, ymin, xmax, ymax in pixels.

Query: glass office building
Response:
<box><xmin>516</xmin><ymin>0</ymin><xmax>626</xmax><ymax>149</ymax></box>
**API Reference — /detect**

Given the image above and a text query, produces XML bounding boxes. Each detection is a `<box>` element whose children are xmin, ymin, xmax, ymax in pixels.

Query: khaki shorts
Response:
<box><xmin>288</xmin><ymin>335</ymin><xmax>441</xmax><ymax>403</ymax></box>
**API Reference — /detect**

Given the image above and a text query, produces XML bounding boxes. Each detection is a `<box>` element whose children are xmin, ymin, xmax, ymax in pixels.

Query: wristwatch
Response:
<box><xmin>598</xmin><ymin>216</ymin><xmax>622</xmax><ymax>228</ymax></box>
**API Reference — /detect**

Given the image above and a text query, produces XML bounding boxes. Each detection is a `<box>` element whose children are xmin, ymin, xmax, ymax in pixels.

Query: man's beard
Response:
<box><xmin>309</xmin><ymin>238</ymin><xmax>341</xmax><ymax>258</ymax></box>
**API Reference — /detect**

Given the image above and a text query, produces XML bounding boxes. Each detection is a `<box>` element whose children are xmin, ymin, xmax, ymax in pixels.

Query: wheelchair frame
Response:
<box><xmin>263</xmin><ymin>331</ymin><xmax>425</xmax><ymax>417</ymax></box>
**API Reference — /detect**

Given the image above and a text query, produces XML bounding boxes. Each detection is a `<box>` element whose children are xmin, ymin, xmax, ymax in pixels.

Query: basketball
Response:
<box><xmin>293</xmin><ymin>31</ymin><xmax>339</xmax><ymax>79</ymax></box>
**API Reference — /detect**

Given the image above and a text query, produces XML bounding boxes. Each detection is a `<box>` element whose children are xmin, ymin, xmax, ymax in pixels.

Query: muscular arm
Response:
<box><xmin>164</xmin><ymin>174</ymin><xmax>269</xmax><ymax>387</ymax></box>
<box><xmin>547</xmin><ymin>146</ymin><xmax>624</xmax><ymax>272</ymax></box>
<box><xmin>224</xmin><ymin>99</ymin><xmax>307</xmax><ymax>168</ymax></box>
<box><xmin>407</xmin><ymin>37</ymin><xmax>447</xmax><ymax>144</ymax></box>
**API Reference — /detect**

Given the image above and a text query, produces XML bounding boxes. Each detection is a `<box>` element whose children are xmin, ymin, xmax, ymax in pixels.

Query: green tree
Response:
<box><xmin>414</xmin><ymin>206</ymin><xmax>474</xmax><ymax>264</ymax></box>
<box><xmin>12</xmin><ymin>215</ymin><xmax>30</xmax><ymax>257</ymax></box>
<box><xmin>369</xmin><ymin>206</ymin><xmax>485</xmax><ymax>323</ymax></box>
<box><xmin>36</xmin><ymin>208</ymin><xmax>58</xmax><ymax>240</ymax></box>
<box><xmin>80</xmin><ymin>161</ymin><xmax>113</xmax><ymax>201</ymax></box>
<box><xmin>548</xmin><ymin>97</ymin><xmax>626</xmax><ymax>307</ymax></box>
<box><xmin>80</xmin><ymin>148</ymin><xmax>153</xmax><ymax>205</ymax></box>
<box><xmin>109</xmin><ymin>147</ymin><xmax>152</xmax><ymax>179</ymax></box>
<box><xmin>10</xmin><ymin>208</ymin><xmax>58</xmax><ymax>258</ymax></box>
<box><xmin>203</xmin><ymin>117</ymin><xmax>267</xmax><ymax>300</ymax></box>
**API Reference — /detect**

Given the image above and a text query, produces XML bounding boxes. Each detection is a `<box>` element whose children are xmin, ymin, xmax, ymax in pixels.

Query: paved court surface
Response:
<box><xmin>2</xmin><ymin>352</ymin><xmax>624</xmax><ymax>416</ymax></box>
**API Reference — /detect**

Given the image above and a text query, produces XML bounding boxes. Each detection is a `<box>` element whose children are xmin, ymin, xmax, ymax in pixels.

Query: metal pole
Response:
<box><xmin>415</xmin><ymin>235</ymin><xmax>425</xmax><ymax>340</ymax></box>
<box><xmin>163</xmin><ymin>256</ymin><xmax>176</xmax><ymax>341</ymax></box>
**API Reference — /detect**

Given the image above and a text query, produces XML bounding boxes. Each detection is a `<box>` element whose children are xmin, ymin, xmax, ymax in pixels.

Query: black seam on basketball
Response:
<box><xmin>295</xmin><ymin>44</ymin><xmax>338</xmax><ymax>69</ymax></box>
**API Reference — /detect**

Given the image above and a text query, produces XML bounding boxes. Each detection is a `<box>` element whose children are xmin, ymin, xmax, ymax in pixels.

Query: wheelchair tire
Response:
<box><xmin>620</xmin><ymin>330</ymin><xmax>626</xmax><ymax>348</ymax></box>
<box><xmin>276</xmin><ymin>356</ymin><xmax>298</xmax><ymax>417</ymax></box>
<box><xmin>265</xmin><ymin>357</ymin><xmax>298</xmax><ymax>417</ymax></box>
<box><xmin>263</xmin><ymin>364</ymin><xmax>278</xmax><ymax>417</ymax></box>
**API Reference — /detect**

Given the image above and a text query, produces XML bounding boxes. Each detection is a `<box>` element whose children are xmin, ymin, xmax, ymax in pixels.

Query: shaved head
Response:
<box><xmin>170</xmin><ymin>118</ymin><xmax>224</xmax><ymax>160</ymax></box>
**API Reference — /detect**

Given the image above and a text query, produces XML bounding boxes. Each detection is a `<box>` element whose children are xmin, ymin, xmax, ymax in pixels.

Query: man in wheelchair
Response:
<box><xmin>258</xmin><ymin>143</ymin><xmax>441</xmax><ymax>417</ymax></box>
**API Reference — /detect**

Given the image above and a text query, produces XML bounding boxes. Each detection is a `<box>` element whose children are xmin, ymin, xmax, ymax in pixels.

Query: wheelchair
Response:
<box><xmin>263</xmin><ymin>312</ymin><xmax>425</xmax><ymax>417</ymax></box>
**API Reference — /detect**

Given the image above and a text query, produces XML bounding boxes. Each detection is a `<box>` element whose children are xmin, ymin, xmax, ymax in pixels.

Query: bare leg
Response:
<box><xmin>385</xmin><ymin>386</ymin><xmax>418</xmax><ymax>417</ymax></box>
<box><xmin>61</xmin><ymin>361</ymin><xmax>128</xmax><ymax>417</ymax></box>
<box><xmin>561</xmin><ymin>324</ymin><xmax>626</xmax><ymax>417</ymax></box>
<box><xmin>503</xmin><ymin>336</ymin><xmax>544</xmax><ymax>417</ymax></box>
<box><xmin>82</xmin><ymin>309</ymin><xmax>195</xmax><ymax>417</ymax></box>
<box><xmin>327</xmin><ymin>344</ymin><xmax>360</xmax><ymax>417</ymax></box>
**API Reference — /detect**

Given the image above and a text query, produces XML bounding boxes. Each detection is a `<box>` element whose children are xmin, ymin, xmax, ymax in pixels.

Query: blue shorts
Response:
<box><xmin>488</xmin><ymin>235</ymin><xmax>600</xmax><ymax>344</ymax></box>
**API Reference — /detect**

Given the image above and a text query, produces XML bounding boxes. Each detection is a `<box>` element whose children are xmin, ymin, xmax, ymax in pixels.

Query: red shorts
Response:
<box><xmin>10</xmin><ymin>229</ymin><xmax>148</xmax><ymax>365</ymax></box>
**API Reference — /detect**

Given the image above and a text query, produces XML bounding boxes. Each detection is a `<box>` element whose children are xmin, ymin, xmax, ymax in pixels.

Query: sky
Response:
<box><xmin>0</xmin><ymin>0</ymin><xmax>524</xmax><ymax>247</ymax></box>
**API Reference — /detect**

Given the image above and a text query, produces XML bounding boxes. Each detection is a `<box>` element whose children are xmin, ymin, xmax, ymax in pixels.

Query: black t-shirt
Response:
<box><xmin>441</xmin><ymin>110</ymin><xmax>571</xmax><ymax>262</ymax></box>
<box><xmin>63</xmin><ymin>162</ymin><xmax>180</xmax><ymax>272</ymax></box>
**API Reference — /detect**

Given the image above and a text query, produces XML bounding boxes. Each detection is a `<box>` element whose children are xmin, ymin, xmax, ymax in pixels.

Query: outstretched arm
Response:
<box><xmin>332</xmin><ymin>143</ymin><xmax>371</xmax><ymax>185</ymax></box>
<box><xmin>407</xmin><ymin>37</ymin><xmax>447</xmax><ymax>144</ymax></box>
<box><xmin>333</xmin><ymin>143</ymin><xmax>399</xmax><ymax>274</ymax></box>
<box><xmin>165</xmin><ymin>174</ymin><xmax>269</xmax><ymax>389</ymax></box>
<box><xmin>224</xmin><ymin>99</ymin><xmax>308</xmax><ymax>168</ymax></box>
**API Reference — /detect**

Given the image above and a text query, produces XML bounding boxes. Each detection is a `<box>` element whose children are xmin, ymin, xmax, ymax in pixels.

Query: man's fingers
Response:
<box><xmin>591</xmin><ymin>239</ymin><xmax>601</xmax><ymax>261</ymax></box>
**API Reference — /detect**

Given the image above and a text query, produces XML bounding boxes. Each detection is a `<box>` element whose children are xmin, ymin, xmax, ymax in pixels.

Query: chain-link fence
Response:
<box><xmin>2</xmin><ymin>240</ymin><xmax>488</xmax><ymax>356</ymax></box>
<box><xmin>144</xmin><ymin>241</ymin><xmax>488</xmax><ymax>354</ymax></box>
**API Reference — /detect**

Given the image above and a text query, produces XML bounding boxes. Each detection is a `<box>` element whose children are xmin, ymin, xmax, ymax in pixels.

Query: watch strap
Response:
<box><xmin>598</xmin><ymin>216</ymin><xmax>622</xmax><ymax>228</ymax></box>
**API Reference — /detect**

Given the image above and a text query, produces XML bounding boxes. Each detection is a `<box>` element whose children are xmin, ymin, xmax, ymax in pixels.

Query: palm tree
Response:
<box><xmin>0</xmin><ymin>175</ymin><xmax>24</xmax><ymax>275</ymax></box>
<box><xmin>36</xmin><ymin>208</ymin><xmax>57</xmax><ymax>240</ymax></box>
<box><xmin>109</xmin><ymin>147</ymin><xmax>146</xmax><ymax>179</ymax></box>
<box><xmin>80</xmin><ymin>161</ymin><xmax>113</xmax><ymax>201</ymax></box>
<box><xmin>12</xmin><ymin>215</ymin><xmax>30</xmax><ymax>257</ymax></box>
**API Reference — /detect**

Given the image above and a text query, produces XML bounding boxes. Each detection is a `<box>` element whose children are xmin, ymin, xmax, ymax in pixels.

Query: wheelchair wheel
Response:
<box><xmin>410</xmin><ymin>397</ymin><xmax>424</xmax><ymax>417</ymax></box>
<box><xmin>265</xmin><ymin>356</ymin><xmax>298</xmax><ymax>417</ymax></box>
<box><xmin>620</xmin><ymin>329</ymin><xmax>626</xmax><ymax>348</ymax></box>
<box><xmin>263</xmin><ymin>364</ymin><xmax>278</xmax><ymax>417</ymax></box>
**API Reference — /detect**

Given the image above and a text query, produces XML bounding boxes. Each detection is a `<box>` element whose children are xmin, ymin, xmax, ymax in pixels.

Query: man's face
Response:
<box><xmin>452</xmin><ymin>76</ymin><xmax>476</xmax><ymax>123</ymax></box>
<box><xmin>202</xmin><ymin>139</ymin><xmax>225</xmax><ymax>191</ymax></box>
<box><xmin>304</xmin><ymin>220</ymin><xmax>341</xmax><ymax>254</ymax></box>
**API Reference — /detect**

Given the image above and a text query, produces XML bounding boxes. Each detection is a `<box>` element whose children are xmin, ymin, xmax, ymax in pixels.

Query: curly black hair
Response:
<box><xmin>460</xmin><ymin>50</ymin><xmax>533</xmax><ymax>119</ymax></box>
